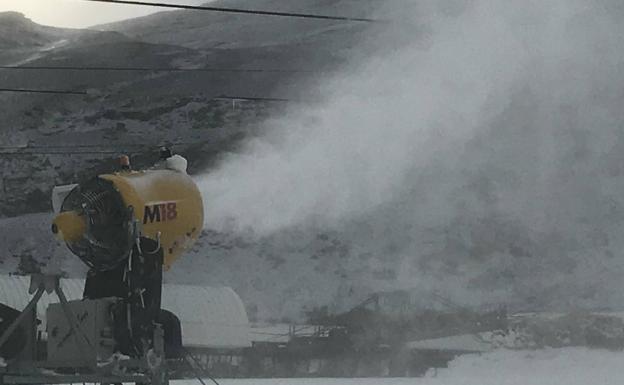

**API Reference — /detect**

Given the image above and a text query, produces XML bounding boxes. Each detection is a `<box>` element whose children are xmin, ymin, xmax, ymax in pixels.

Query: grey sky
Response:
<box><xmin>0</xmin><ymin>0</ymin><xmax>209</xmax><ymax>28</ymax></box>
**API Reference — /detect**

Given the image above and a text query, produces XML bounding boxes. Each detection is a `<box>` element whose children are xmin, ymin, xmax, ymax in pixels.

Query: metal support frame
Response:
<box><xmin>0</xmin><ymin>287</ymin><xmax>43</xmax><ymax>353</ymax></box>
<box><xmin>0</xmin><ymin>275</ymin><xmax>93</xmax><ymax>366</ymax></box>
<box><xmin>0</xmin><ymin>274</ymin><xmax>171</xmax><ymax>385</ymax></box>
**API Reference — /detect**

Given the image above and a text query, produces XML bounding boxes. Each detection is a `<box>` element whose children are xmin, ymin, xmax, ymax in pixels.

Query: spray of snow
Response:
<box><xmin>198</xmin><ymin>1</ymin><xmax>532</xmax><ymax>234</ymax></box>
<box><xmin>195</xmin><ymin>0</ymin><xmax>624</xmax><ymax>311</ymax></box>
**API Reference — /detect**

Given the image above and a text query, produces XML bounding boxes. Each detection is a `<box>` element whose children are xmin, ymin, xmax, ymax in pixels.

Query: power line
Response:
<box><xmin>0</xmin><ymin>145</ymin><xmax>138</xmax><ymax>150</ymax></box>
<box><xmin>0</xmin><ymin>150</ymin><xmax>124</xmax><ymax>156</ymax></box>
<box><xmin>0</xmin><ymin>87</ymin><xmax>298</xmax><ymax>101</ymax></box>
<box><xmin>0</xmin><ymin>141</ymin><xmax>216</xmax><ymax>156</ymax></box>
<box><xmin>0</xmin><ymin>88</ymin><xmax>87</xmax><ymax>96</ymax></box>
<box><xmin>0</xmin><ymin>142</ymin><xmax>204</xmax><ymax>151</ymax></box>
<box><xmin>215</xmin><ymin>95</ymin><xmax>297</xmax><ymax>103</ymax></box>
<box><xmin>0</xmin><ymin>149</ymin><xmax>174</xmax><ymax>156</ymax></box>
<box><xmin>0</xmin><ymin>65</ymin><xmax>318</xmax><ymax>74</ymax></box>
<box><xmin>85</xmin><ymin>0</ymin><xmax>380</xmax><ymax>23</ymax></box>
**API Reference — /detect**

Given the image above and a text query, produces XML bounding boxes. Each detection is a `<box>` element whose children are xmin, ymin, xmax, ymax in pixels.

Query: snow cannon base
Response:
<box><xmin>0</xmin><ymin>275</ymin><xmax>169</xmax><ymax>385</ymax></box>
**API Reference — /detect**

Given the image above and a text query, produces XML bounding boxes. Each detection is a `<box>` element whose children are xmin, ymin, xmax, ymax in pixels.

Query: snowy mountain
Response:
<box><xmin>0</xmin><ymin>12</ymin><xmax>72</xmax><ymax>50</ymax></box>
<box><xmin>97</xmin><ymin>0</ymin><xmax>380</xmax><ymax>50</ymax></box>
<box><xmin>3</xmin><ymin>1</ymin><xmax>624</xmax><ymax>323</ymax></box>
<box><xmin>0</xmin><ymin>12</ymin><xmax>75</xmax><ymax>65</ymax></box>
<box><xmin>0</xmin><ymin>0</ymin><xmax>390</xmax><ymax>320</ymax></box>
<box><xmin>0</xmin><ymin>0</ymin><xmax>382</xmax><ymax>216</ymax></box>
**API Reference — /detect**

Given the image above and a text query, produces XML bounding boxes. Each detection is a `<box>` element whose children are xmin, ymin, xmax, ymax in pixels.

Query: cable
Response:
<box><xmin>0</xmin><ymin>141</ymin><xmax>214</xmax><ymax>156</ymax></box>
<box><xmin>215</xmin><ymin>95</ymin><xmax>296</xmax><ymax>102</ymax></box>
<box><xmin>0</xmin><ymin>65</ymin><xmax>318</xmax><ymax>74</ymax></box>
<box><xmin>0</xmin><ymin>90</ymin><xmax>296</xmax><ymax>101</ymax></box>
<box><xmin>0</xmin><ymin>88</ymin><xmax>87</xmax><ymax>95</ymax></box>
<box><xmin>85</xmin><ymin>0</ymin><xmax>380</xmax><ymax>23</ymax></box>
<box><xmin>0</xmin><ymin>87</ymin><xmax>297</xmax><ymax>101</ymax></box>
<box><xmin>181</xmin><ymin>346</ymin><xmax>220</xmax><ymax>385</ymax></box>
<box><xmin>0</xmin><ymin>145</ymin><xmax>142</xmax><ymax>150</ymax></box>
<box><xmin>0</xmin><ymin>141</ymin><xmax>211</xmax><ymax>150</ymax></box>
<box><xmin>0</xmin><ymin>151</ymin><xmax>126</xmax><ymax>156</ymax></box>
<box><xmin>0</xmin><ymin>149</ymin><xmax>171</xmax><ymax>155</ymax></box>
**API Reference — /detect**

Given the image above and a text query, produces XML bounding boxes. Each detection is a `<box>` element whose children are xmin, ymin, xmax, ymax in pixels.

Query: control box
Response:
<box><xmin>46</xmin><ymin>298</ymin><xmax>116</xmax><ymax>365</ymax></box>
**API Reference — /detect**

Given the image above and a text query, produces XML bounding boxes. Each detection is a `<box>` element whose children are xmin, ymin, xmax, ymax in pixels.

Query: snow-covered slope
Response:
<box><xmin>0</xmin><ymin>12</ymin><xmax>75</xmax><ymax>65</ymax></box>
<box><xmin>171</xmin><ymin>348</ymin><xmax>623</xmax><ymax>384</ymax></box>
<box><xmin>0</xmin><ymin>213</ymin><xmax>81</xmax><ymax>276</ymax></box>
<box><xmin>0</xmin><ymin>0</ymin><xmax>382</xmax><ymax>217</ymax></box>
<box><xmin>434</xmin><ymin>348</ymin><xmax>620</xmax><ymax>384</ymax></box>
<box><xmin>97</xmin><ymin>0</ymin><xmax>380</xmax><ymax>50</ymax></box>
<box><xmin>0</xmin><ymin>12</ymin><xmax>72</xmax><ymax>50</ymax></box>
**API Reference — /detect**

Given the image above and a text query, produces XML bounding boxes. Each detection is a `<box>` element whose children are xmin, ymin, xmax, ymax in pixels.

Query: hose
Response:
<box><xmin>181</xmin><ymin>346</ymin><xmax>221</xmax><ymax>385</ymax></box>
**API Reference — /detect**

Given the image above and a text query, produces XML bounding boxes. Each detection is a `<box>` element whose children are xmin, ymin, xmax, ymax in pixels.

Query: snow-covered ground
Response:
<box><xmin>173</xmin><ymin>348</ymin><xmax>621</xmax><ymax>385</ymax></box>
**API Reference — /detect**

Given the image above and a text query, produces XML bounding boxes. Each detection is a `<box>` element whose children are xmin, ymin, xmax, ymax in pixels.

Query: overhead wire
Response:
<box><xmin>0</xmin><ymin>88</ymin><xmax>87</xmax><ymax>95</ymax></box>
<box><xmin>214</xmin><ymin>95</ymin><xmax>298</xmax><ymax>102</ymax></box>
<box><xmin>0</xmin><ymin>140</ymin><xmax>221</xmax><ymax>156</ymax></box>
<box><xmin>0</xmin><ymin>87</ymin><xmax>300</xmax><ymax>101</ymax></box>
<box><xmin>0</xmin><ymin>143</ymin><xmax>189</xmax><ymax>150</ymax></box>
<box><xmin>85</xmin><ymin>0</ymin><xmax>381</xmax><ymax>23</ymax></box>
<box><xmin>1</xmin><ymin>0</ymin><xmax>360</xmax><ymax>97</ymax></box>
<box><xmin>0</xmin><ymin>146</ymin><xmax>193</xmax><ymax>156</ymax></box>
<box><xmin>0</xmin><ymin>65</ymin><xmax>319</xmax><ymax>74</ymax></box>
<box><xmin>0</xmin><ymin>0</ymin><xmax>358</xmax><ymax>155</ymax></box>
<box><xmin>0</xmin><ymin>142</ymin><xmax>205</xmax><ymax>151</ymax></box>
<box><xmin>0</xmin><ymin>150</ymin><xmax>132</xmax><ymax>156</ymax></box>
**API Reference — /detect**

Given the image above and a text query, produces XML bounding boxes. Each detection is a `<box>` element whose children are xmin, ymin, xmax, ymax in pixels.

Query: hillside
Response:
<box><xmin>0</xmin><ymin>0</ymin><xmax>379</xmax><ymax>216</ymax></box>
<box><xmin>97</xmin><ymin>0</ymin><xmax>380</xmax><ymax>50</ymax></box>
<box><xmin>3</xmin><ymin>0</ymin><xmax>624</xmax><ymax>323</ymax></box>
<box><xmin>0</xmin><ymin>12</ymin><xmax>73</xmax><ymax>50</ymax></box>
<box><xmin>0</xmin><ymin>12</ymin><xmax>75</xmax><ymax>65</ymax></box>
<box><xmin>95</xmin><ymin>0</ymin><xmax>387</xmax><ymax>83</ymax></box>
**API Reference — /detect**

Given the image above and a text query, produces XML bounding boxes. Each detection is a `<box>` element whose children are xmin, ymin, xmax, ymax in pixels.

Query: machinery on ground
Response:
<box><xmin>0</xmin><ymin>156</ymin><xmax>204</xmax><ymax>385</ymax></box>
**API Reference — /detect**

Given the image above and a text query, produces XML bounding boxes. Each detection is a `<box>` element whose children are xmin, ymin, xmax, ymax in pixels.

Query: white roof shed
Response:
<box><xmin>0</xmin><ymin>275</ymin><xmax>251</xmax><ymax>349</ymax></box>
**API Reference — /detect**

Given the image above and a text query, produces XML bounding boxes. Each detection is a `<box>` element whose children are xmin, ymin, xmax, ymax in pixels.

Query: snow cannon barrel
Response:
<box><xmin>52</xmin><ymin>169</ymin><xmax>204</xmax><ymax>271</ymax></box>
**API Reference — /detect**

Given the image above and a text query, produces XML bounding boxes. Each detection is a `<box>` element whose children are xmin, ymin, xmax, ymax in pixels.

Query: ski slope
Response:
<box><xmin>174</xmin><ymin>348</ymin><xmax>621</xmax><ymax>385</ymax></box>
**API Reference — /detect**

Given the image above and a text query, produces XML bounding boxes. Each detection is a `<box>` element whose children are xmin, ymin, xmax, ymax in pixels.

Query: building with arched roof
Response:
<box><xmin>0</xmin><ymin>275</ymin><xmax>251</xmax><ymax>350</ymax></box>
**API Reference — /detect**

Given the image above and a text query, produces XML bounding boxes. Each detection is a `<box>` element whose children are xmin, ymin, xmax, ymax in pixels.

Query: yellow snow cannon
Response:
<box><xmin>52</xmin><ymin>163</ymin><xmax>204</xmax><ymax>271</ymax></box>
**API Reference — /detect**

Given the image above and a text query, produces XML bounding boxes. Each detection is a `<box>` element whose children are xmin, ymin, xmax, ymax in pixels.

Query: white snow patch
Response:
<box><xmin>172</xmin><ymin>348</ymin><xmax>623</xmax><ymax>385</ymax></box>
<box><xmin>166</xmin><ymin>155</ymin><xmax>188</xmax><ymax>174</ymax></box>
<box><xmin>434</xmin><ymin>348</ymin><xmax>620</xmax><ymax>384</ymax></box>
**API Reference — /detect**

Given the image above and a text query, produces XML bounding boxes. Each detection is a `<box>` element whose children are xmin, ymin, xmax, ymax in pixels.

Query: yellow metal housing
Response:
<box><xmin>100</xmin><ymin>169</ymin><xmax>204</xmax><ymax>269</ymax></box>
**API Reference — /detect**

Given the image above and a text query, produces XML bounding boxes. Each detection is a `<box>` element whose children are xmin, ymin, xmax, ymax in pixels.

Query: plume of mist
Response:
<box><xmin>195</xmin><ymin>0</ymin><xmax>624</xmax><ymax>312</ymax></box>
<box><xmin>199</xmin><ymin>0</ymin><xmax>532</xmax><ymax>234</ymax></box>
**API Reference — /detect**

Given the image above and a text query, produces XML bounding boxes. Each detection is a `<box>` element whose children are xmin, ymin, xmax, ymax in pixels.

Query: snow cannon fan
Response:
<box><xmin>52</xmin><ymin>177</ymin><xmax>134</xmax><ymax>271</ymax></box>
